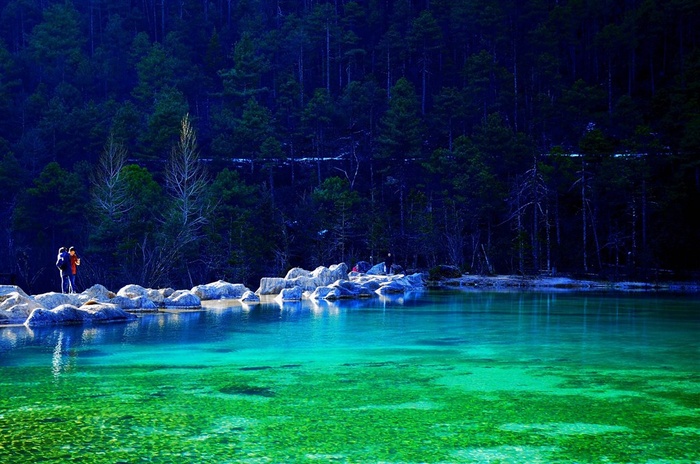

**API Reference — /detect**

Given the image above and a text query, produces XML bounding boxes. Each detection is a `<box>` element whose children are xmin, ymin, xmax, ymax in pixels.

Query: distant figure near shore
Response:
<box><xmin>385</xmin><ymin>252</ymin><xmax>394</xmax><ymax>275</ymax></box>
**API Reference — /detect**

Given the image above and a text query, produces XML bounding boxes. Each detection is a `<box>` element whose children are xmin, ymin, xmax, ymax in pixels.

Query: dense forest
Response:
<box><xmin>0</xmin><ymin>0</ymin><xmax>699</xmax><ymax>294</ymax></box>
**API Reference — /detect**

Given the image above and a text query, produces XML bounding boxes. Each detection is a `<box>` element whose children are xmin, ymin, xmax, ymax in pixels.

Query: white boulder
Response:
<box><xmin>366</xmin><ymin>263</ymin><xmax>386</xmax><ymax>275</ymax></box>
<box><xmin>284</xmin><ymin>267</ymin><xmax>311</xmax><ymax>279</ymax></box>
<box><xmin>376</xmin><ymin>280</ymin><xmax>407</xmax><ymax>295</ymax></box>
<box><xmin>117</xmin><ymin>284</ymin><xmax>149</xmax><ymax>299</ymax></box>
<box><xmin>0</xmin><ymin>285</ymin><xmax>31</xmax><ymax>299</ymax></box>
<box><xmin>147</xmin><ymin>288</ymin><xmax>175</xmax><ymax>304</ymax></box>
<box><xmin>240</xmin><ymin>291</ymin><xmax>260</xmax><ymax>303</ymax></box>
<box><xmin>33</xmin><ymin>292</ymin><xmax>81</xmax><ymax>310</ymax></box>
<box><xmin>275</xmin><ymin>286</ymin><xmax>303</xmax><ymax>302</ymax></box>
<box><xmin>328</xmin><ymin>263</ymin><xmax>349</xmax><ymax>281</ymax></box>
<box><xmin>79</xmin><ymin>302</ymin><xmax>140</xmax><ymax>321</ymax></box>
<box><xmin>24</xmin><ymin>303</ymin><xmax>136</xmax><ymax>327</ymax></box>
<box><xmin>260</xmin><ymin>263</ymin><xmax>350</xmax><ymax>296</ymax></box>
<box><xmin>81</xmin><ymin>284</ymin><xmax>114</xmax><ymax>302</ymax></box>
<box><xmin>257</xmin><ymin>277</ymin><xmax>286</xmax><ymax>295</ymax></box>
<box><xmin>191</xmin><ymin>280</ymin><xmax>250</xmax><ymax>300</ymax></box>
<box><xmin>109</xmin><ymin>295</ymin><xmax>158</xmax><ymax>311</ymax></box>
<box><xmin>0</xmin><ymin>291</ymin><xmax>44</xmax><ymax>324</ymax></box>
<box><xmin>310</xmin><ymin>279</ymin><xmax>375</xmax><ymax>300</ymax></box>
<box><xmin>164</xmin><ymin>290</ymin><xmax>201</xmax><ymax>308</ymax></box>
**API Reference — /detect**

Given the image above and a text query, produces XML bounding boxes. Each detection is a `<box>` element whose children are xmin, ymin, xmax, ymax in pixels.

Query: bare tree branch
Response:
<box><xmin>91</xmin><ymin>133</ymin><xmax>131</xmax><ymax>219</ymax></box>
<box><xmin>165</xmin><ymin>113</ymin><xmax>211</xmax><ymax>238</ymax></box>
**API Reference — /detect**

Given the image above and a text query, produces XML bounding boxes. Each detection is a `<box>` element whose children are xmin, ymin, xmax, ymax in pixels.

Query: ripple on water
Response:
<box><xmin>452</xmin><ymin>445</ymin><xmax>560</xmax><ymax>463</ymax></box>
<box><xmin>499</xmin><ymin>422</ymin><xmax>632</xmax><ymax>435</ymax></box>
<box><xmin>344</xmin><ymin>401</ymin><xmax>441</xmax><ymax>411</ymax></box>
<box><xmin>435</xmin><ymin>366</ymin><xmax>563</xmax><ymax>392</ymax></box>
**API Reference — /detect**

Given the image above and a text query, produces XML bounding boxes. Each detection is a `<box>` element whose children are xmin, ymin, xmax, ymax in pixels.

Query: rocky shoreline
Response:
<box><xmin>3</xmin><ymin>264</ymin><xmax>698</xmax><ymax>328</ymax></box>
<box><xmin>431</xmin><ymin>274</ymin><xmax>700</xmax><ymax>292</ymax></box>
<box><xmin>0</xmin><ymin>262</ymin><xmax>425</xmax><ymax>327</ymax></box>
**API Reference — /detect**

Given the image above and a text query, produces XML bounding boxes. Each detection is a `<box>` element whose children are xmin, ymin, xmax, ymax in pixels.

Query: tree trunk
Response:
<box><xmin>588</xmin><ymin>201</ymin><xmax>602</xmax><ymax>271</ymax></box>
<box><xmin>326</xmin><ymin>20</ymin><xmax>330</xmax><ymax>92</ymax></box>
<box><xmin>421</xmin><ymin>50</ymin><xmax>427</xmax><ymax>115</ymax></box>
<box><xmin>582</xmin><ymin>161</ymin><xmax>588</xmax><ymax>272</ymax></box>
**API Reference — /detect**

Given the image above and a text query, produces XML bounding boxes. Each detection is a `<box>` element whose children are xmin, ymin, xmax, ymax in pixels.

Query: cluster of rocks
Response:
<box><xmin>437</xmin><ymin>274</ymin><xmax>674</xmax><ymax>291</ymax></box>
<box><xmin>0</xmin><ymin>283</ymin><xmax>206</xmax><ymax>327</ymax></box>
<box><xmin>259</xmin><ymin>263</ymin><xmax>424</xmax><ymax>302</ymax></box>
<box><xmin>0</xmin><ymin>262</ymin><xmax>424</xmax><ymax>327</ymax></box>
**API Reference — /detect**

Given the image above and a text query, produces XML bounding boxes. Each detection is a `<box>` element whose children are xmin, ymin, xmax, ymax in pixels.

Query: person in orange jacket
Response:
<box><xmin>68</xmin><ymin>246</ymin><xmax>81</xmax><ymax>293</ymax></box>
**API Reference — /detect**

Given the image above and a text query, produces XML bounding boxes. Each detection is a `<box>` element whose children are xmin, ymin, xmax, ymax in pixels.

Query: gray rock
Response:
<box><xmin>275</xmin><ymin>286</ymin><xmax>303</xmax><ymax>302</ymax></box>
<box><xmin>376</xmin><ymin>280</ymin><xmax>407</xmax><ymax>295</ymax></box>
<box><xmin>79</xmin><ymin>302</ymin><xmax>139</xmax><ymax>321</ymax></box>
<box><xmin>357</xmin><ymin>279</ymin><xmax>382</xmax><ymax>291</ymax></box>
<box><xmin>25</xmin><ymin>304</ymin><xmax>83</xmax><ymax>326</ymax></box>
<box><xmin>117</xmin><ymin>285</ymin><xmax>178</xmax><ymax>308</ymax></box>
<box><xmin>0</xmin><ymin>292</ymin><xmax>44</xmax><ymax>324</ymax></box>
<box><xmin>147</xmin><ymin>288</ymin><xmax>174</xmax><ymax>304</ymax></box>
<box><xmin>0</xmin><ymin>285</ymin><xmax>31</xmax><ymax>299</ymax></box>
<box><xmin>310</xmin><ymin>280</ymin><xmax>377</xmax><ymax>300</ymax></box>
<box><xmin>327</xmin><ymin>263</ymin><xmax>349</xmax><ymax>282</ymax></box>
<box><xmin>309</xmin><ymin>286</ymin><xmax>334</xmax><ymax>300</ymax></box>
<box><xmin>373</xmin><ymin>273</ymin><xmax>425</xmax><ymax>295</ymax></box>
<box><xmin>117</xmin><ymin>284</ymin><xmax>149</xmax><ymax>299</ymax></box>
<box><xmin>239</xmin><ymin>291</ymin><xmax>260</xmax><ymax>303</ymax></box>
<box><xmin>81</xmin><ymin>284</ymin><xmax>114</xmax><ymax>302</ymax></box>
<box><xmin>257</xmin><ymin>277</ymin><xmax>286</xmax><ymax>295</ymax></box>
<box><xmin>394</xmin><ymin>273</ymin><xmax>425</xmax><ymax>288</ymax></box>
<box><xmin>163</xmin><ymin>290</ymin><xmax>201</xmax><ymax>308</ymax></box>
<box><xmin>366</xmin><ymin>263</ymin><xmax>386</xmax><ymax>275</ymax></box>
<box><xmin>260</xmin><ymin>263</ymin><xmax>350</xmax><ymax>296</ymax></box>
<box><xmin>109</xmin><ymin>295</ymin><xmax>158</xmax><ymax>311</ymax></box>
<box><xmin>24</xmin><ymin>303</ymin><xmax>136</xmax><ymax>327</ymax></box>
<box><xmin>192</xmin><ymin>280</ymin><xmax>250</xmax><ymax>300</ymax></box>
<box><xmin>286</xmin><ymin>275</ymin><xmax>321</xmax><ymax>292</ymax></box>
<box><xmin>284</xmin><ymin>267</ymin><xmax>311</xmax><ymax>279</ymax></box>
<box><xmin>33</xmin><ymin>292</ymin><xmax>81</xmax><ymax>310</ymax></box>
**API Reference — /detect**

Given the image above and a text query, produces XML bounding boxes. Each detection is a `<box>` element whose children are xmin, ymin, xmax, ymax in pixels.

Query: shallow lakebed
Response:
<box><xmin>1</xmin><ymin>290</ymin><xmax>699</xmax><ymax>463</ymax></box>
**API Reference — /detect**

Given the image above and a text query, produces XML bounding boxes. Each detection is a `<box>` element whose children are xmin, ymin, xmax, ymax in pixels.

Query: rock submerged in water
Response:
<box><xmin>24</xmin><ymin>303</ymin><xmax>137</xmax><ymax>327</ymax></box>
<box><xmin>239</xmin><ymin>290</ymin><xmax>260</xmax><ymax>304</ymax></box>
<box><xmin>275</xmin><ymin>286</ymin><xmax>303</xmax><ymax>302</ymax></box>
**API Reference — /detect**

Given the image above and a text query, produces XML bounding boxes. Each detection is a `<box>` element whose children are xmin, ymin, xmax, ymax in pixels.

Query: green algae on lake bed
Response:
<box><xmin>1</xmin><ymin>291</ymin><xmax>698</xmax><ymax>463</ymax></box>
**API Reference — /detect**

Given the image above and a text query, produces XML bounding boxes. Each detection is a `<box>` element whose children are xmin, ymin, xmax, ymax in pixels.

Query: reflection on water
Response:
<box><xmin>1</xmin><ymin>290</ymin><xmax>699</xmax><ymax>463</ymax></box>
<box><xmin>2</xmin><ymin>290</ymin><xmax>698</xmax><ymax>368</ymax></box>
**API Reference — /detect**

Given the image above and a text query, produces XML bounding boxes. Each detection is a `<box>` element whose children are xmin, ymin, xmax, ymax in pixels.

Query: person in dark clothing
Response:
<box><xmin>56</xmin><ymin>247</ymin><xmax>71</xmax><ymax>294</ymax></box>
<box><xmin>68</xmin><ymin>246</ymin><xmax>81</xmax><ymax>293</ymax></box>
<box><xmin>384</xmin><ymin>252</ymin><xmax>394</xmax><ymax>275</ymax></box>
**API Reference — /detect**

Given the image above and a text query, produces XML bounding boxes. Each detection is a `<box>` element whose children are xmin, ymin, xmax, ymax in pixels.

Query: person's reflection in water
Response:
<box><xmin>51</xmin><ymin>332</ymin><xmax>64</xmax><ymax>379</ymax></box>
<box><xmin>51</xmin><ymin>331</ymin><xmax>74</xmax><ymax>380</ymax></box>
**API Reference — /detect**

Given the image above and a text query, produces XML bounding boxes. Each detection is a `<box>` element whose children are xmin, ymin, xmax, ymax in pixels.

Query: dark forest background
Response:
<box><xmin>0</xmin><ymin>0</ymin><xmax>699</xmax><ymax>294</ymax></box>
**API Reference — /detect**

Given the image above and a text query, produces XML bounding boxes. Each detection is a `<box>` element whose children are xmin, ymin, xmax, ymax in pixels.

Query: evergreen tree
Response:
<box><xmin>219</xmin><ymin>32</ymin><xmax>270</xmax><ymax>102</ymax></box>
<box><xmin>28</xmin><ymin>1</ymin><xmax>85</xmax><ymax>85</ymax></box>
<box><xmin>376</xmin><ymin>78</ymin><xmax>423</xmax><ymax>162</ymax></box>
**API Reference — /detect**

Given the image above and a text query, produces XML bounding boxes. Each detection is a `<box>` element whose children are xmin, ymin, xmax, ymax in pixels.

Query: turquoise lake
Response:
<box><xmin>1</xmin><ymin>290</ymin><xmax>699</xmax><ymax>463</ymax></box>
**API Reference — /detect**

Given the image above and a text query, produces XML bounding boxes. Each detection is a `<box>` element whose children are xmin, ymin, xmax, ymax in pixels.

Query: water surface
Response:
<box><xmin>1</xmin><ymin>291</ymin><xmax>699</xmax><ymax>463</ymax></box>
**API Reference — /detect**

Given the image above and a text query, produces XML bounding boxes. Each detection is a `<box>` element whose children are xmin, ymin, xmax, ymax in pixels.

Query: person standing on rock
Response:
<box><xmin>385</xmin><ymin>252</ymin><xmax>394</xmax><ymax>275</ymax></box>
<box><xmin>56</xmin><ymin>247</ymin><xmax>71</xmax><ymax>294</ymax></box>
<box><xmin>68</xmin><ymin>246</ymin><xmax>81</xmax><ymax>293</ymax></box>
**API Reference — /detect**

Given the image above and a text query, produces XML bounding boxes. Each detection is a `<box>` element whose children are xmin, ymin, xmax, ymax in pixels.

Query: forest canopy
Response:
<box><xmin>0</xmin><ymin>0</ymin><xmax>699</xmax><ymax>293</ymax></box>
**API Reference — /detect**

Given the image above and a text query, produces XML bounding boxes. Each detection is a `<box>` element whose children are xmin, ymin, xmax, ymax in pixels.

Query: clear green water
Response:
<box><xmin>1</xmin><ymin>290</ymin><xmax>699</xmax><ymax>463</ymax></box>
